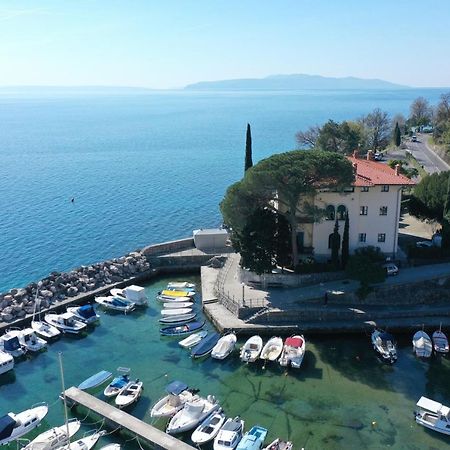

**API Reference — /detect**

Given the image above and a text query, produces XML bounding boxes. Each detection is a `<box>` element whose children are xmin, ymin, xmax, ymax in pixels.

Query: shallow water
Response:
<box><xmin>1</xmin><ymin>275</ymin><xmax>449</xmax><ymax>450</ymax></box>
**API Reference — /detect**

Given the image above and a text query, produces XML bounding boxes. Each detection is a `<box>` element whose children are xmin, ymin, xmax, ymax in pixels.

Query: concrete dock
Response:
<box><xmin>64</xmin><ymin>387</ymin><xmax>195</xmax><ymax>450</ymax></box>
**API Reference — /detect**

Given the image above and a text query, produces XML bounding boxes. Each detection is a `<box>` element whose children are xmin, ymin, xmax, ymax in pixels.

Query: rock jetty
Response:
<box><xmin>0</xmin><ymin>251</ymin><xmax>150</xmax><ymax>323</ymax></box>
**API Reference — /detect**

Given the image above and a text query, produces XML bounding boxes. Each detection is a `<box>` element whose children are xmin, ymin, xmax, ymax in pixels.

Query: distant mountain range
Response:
<box><xmin>184</xmin><ymin>74</ymin><xmax>409</xmax><ymax>91</ymax></box>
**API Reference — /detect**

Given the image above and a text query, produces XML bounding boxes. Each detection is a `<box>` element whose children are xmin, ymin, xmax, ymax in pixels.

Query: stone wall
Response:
<box><xmin>142</xmin><ymin>238</ymin><xmax>194</xmax><ymax>256</ymax></box>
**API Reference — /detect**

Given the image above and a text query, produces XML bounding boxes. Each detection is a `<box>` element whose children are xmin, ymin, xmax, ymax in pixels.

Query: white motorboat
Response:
<box><xmin>159</xmin><ymin>313</ymin><xmax>197</xmax><ymax>324</ymax></box>
<box><xmin>263</xmin><ymin>438</ymin><xmax>293</xmax><ymax>450</ymax></box>
<box><xmin>260</xmin><ymin>337</ymin><xmax>283</xmax><ymax>362</ymax></box>
<box><xmin>115</xmin><ymin>379</ymin><xmax>143</xmax><ymax>409</ymax></box>
<box><xmin>161</xmin><ymin>308</ymin><xmax>193</xmax><ymax>316</ymax></box>
<box><xmin>191</xmin><ymin>410</ymin><xmax>226</xmax><ymax>445</ymax></box>
<box><xmin>58</xmin><ymin>430</ymin><xmax>106</xmax><ymax>450</ymax></box>
<box><xmin>212</xmin><ymin>333</ymin><xmax>237</xmax><ymax>360</ymax></box>
<box><xmin>0</xmin><ymin>350</ymin><xmax>14</xmax><ymax>376</ymax></box>
<box><xmin>166</xmin><ymin>395</ymin><xmax>220</xmax><ymax>434</ymax></box>
<box><xmin>179</xmin><ymin>330</ymin><xmax>208</xmax><ymax>349</ymax></box>
<box><xmin>23</xmin><ymin>418</ymin><xmax>81</xmax><ymax>450</ymax></box>
<box><xmin>110</xmin><ymin>285</ymin><xmax>148</xmax><ymax>306</ymax></box>
<box><xmin>240</xmin><ymin>336</ymin><xmax>263</xmax><ymax>363</ymax></box>
<box><xmin>98</xmin><ymin>445</ymin><xmax>121</xmax><ymax>450</ymax></box>
<box><xmin>95</xmin><ymin>296</ymin><xmax>136</xmax><ymax>313</ymax></box>
<box><xmin>31</xmin><ymin>319</ymin><xmax>61</xmax><ymax>340</ymax></box>
<box><xmin>432</xmin><ymin>328</ymin><xmax>449</xmax><ymax>354</ymax></box>
<box><xmin>279</xmin><ymin>335</ymin><xmax>306</xmax><ymax>368</ymax></box>
<box><xmin>0</xmin><ymin>403</ymin><xmax>48</xmax><ymax>445</ymax></box>
<box><xmin>150</xmin><ymin>381</ymin><xmax>198</xmax><ymax>418</ymax></box>
<box><xmin>167</xmin><ymin>282</ymin><xmax>196</xmax><ymax>290</ymax></box>
<box><xmin>415</xmin><ymin>396</ymin><xmax>450</xmax><ymax>435</ymax></box>
<box><xmin>213</xmin><ymin>416</ymin><xmax>244</xmax><ymax>450</ymax></box>
<box><xmin>67</xmin><ymin>305</ymin><xmax>100</xmax><ymax>325</ymax></box>
<box><xmin>7</xmin><ymin>328</ymin><xmax>47</xmax><ymax>352</ymax></box>
<box><xmin>371</xmin><ymin>329</ymin><xmax>397</xmax><ymax>364</ymax></box>
<box><xmin>104</xmin><ymin>368</ymin><xmax>131</xmax><ymax>398</ymax></box>
<box><xmin>156</xmin><ymin>295</ymin><xmax>193</xmax><ymax>303</ymax></box>
<box><xmin>163</xmin><ymin>302</ymin><xmax>193</xmax><ymax>309</ymax></box>
<box><xmin>44</xmin><ymin>313</ymin><xmax>87</xmax><ymax>334</ymax></box>
<box><xmin>412</xmin><ymin>330</ymin><xmax>433</xmax><ymax>358</ymax></box>
<box><xmin>0</xmin><ymin>331</ymin><xmax>27</xmax><ymax>358</ymax></box>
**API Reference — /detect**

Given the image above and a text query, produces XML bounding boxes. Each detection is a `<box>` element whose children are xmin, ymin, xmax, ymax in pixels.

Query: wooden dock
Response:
<box><xmin>64</xmin><ymin>387</ymin><xmax>195</xmax><ymax>450</ymax></box>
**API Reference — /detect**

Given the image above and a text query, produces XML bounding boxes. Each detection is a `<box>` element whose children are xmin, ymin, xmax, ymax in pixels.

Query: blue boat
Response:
<box><xmin>191</xmin><ymin>332</ymin><xmax>220</xmax><ymax>358</ymax></box>
<box><xmin>104</xmin><ymin>368</ymin><xmax>131</xmax><ymax>397</ymax></box>
<box><xmin>78</xmin><ymin>370</ymin><xmax>112</xmax><ymax>390</ymax></box>
<box><xmin>67</xmin><ymin>304</ymin><xmax>100</xmax><ymax>325</ymax></box>
<box><xmin>160</xmin><ymin>321</ymin><xmax>205</xmax><ymax>336</ymax></box>
<box><xmin>236</xmin><ymin>425</ymin><xmax>268</xmax><ymax>450</ymax></box>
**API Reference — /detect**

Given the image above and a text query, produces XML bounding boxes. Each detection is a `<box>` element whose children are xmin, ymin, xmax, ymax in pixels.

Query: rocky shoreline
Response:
<box><xmin>0</xmin><ymin>251</ymin><xmax>150</xmax><ymax>323</ymax></box>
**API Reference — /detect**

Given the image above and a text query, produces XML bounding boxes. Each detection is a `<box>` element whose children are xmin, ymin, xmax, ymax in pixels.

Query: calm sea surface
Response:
<box><xmin>1</xmin><ymin>276</ymin><xmax>449</xmax><ymax>450</ymax></box>
<box><xmin>0</xmin><ymin>88</ymin><xmax>447</xmax><ymax>292</ymax></box>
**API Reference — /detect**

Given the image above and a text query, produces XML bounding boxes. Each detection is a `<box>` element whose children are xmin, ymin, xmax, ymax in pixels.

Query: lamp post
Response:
<box><xmin>242</xmin><ymin>283</ymin><xmax>245</xmax><ymax>307</ymax></box>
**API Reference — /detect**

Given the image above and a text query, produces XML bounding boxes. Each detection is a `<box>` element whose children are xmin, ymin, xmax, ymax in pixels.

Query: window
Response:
<box><xmin>343</xmin><ymin>187</ymin><xmax>355</xmax><ymax>193</ymax></box>
<box><xmin>359</xmin><ymin>233</ymin><xmax>366</xmax><ymax>243</ymax></box>
<box><xmin>360</xmin><ymin>206</ymin><xmax>368</xmax><ymax>215</ymax></box>
<box><xmin>326</xmin><ymin>205</ymin><xmax>335</xmax><ymax>220</ymax></box>
<box><xmin>379</xmin><ymin>206</ymin><xmax>388</xmax><ymax>216</ymax></box>
<box><xmin>361</xmin><ymin>186</ymin><xmax>369</xmax><ymax>192</ymax></box>
<box><xmin>378</xmin><ymin>233</ymin><xmax>386</xmax><ymax>242</ymax></box>
<box><xmin>337</xmin><ymin>205</ymin><xmax>347</xmax><ymax>220</ymax></box>
<box><xmin>381</xmin><ymin>185</ymin><xmax>390</xmax><ymax>192</ymax></box>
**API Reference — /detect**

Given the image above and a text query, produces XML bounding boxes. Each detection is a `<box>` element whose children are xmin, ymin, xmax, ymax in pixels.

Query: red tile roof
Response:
<box><xmin>347</xmin><ymin>156</ymin><xmax>416</xmax><ymax>187</ymax></box>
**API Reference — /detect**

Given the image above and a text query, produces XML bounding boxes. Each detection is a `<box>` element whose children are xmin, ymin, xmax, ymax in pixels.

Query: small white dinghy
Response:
<box><xmin>167</xmin><ymin>282</ymin><xmax>196</xmax><ymax>290</ymax></box>
<box><xmin>240</xmin><ymin>335</ymin><xmax>263</xmax><ymax>363</ymax></box>
<box><xmin>157</xmin><ymin>295</ymin><xmax>193</xmax><ymax>303</ymax></box>
<box><xmin>44</xmin><ymin>313</ymin><xmax>86</xmax><ymax>334</ymax></box>
<box><xmin>260</xmin><ymin>337</ymin><xmax>283</xmax><ymax>362</ymax></box>
<box><xmin>159</xmin><ymin>313</ymin><xmax>197</xmax><ymax>324</ymax></box>
<box><xmin>279</xmin><ymin>335</ymin><xmax>306</xmax><ymax>369</ymax></box>
<box><xmin>179</xmin><ymin>330</ymin><xmax>208</xmax><ymax>349</ymax></box>
<box><xmin>211</xmin><ymin>333</ymin><xmax>237</xmax><ymax>360</ymax></box>
<box><xmin>95</xmin><ymin>296</ymin><xmax>135</xmax><ymax>313</ymax></box>
<box><xmin>163</xmin><ymin>302</ymin><xmax>193</xmax><ymax>309</ymax></box>
<box><xmin>115</xmin><ymin>379</ymin><xmax>143</xmax><ymax>409</ymax></box>
<box><xmin>0</xmin><ymin>403</ymin><xmax>48</xmax><ymax>445</ymax></box>
<box><xmin>191</xmin><ymin>410</ymin><xmax>226</xmax><ymax>445</ymax></box>
<box><xmin>59</xmin><ymin>430</ymin><xmax>107</xmax><ymax>450</ymax></box>
<box><xmin>412</xmin><ymin>330</ymin><xmax>433</xmax><ymax>358</ymax></box>
<box><xmin>415</xmin><ymin>396</ymin><xmax>450</xmax><ymax>435</ymax></box>
<box><xmin>24</xmin><ymin>418</ymin><xmax>81</xmax><ymax>450</ymax></box>
<box><xmin>161</xmin><ymin>308</ymin><xmax>193</xmax><ymax>316</ymax></box>
<box><xmin>150</xmin><ymin>381</ymin><xmax>198</xmax><ymax>418</ymax></box>
<box><xmin>6</xmin><ymin>328</ymin><xmax>47</xmax><ymax>352</ymax></box>
<box><xmin>432</xmin><ymin>328</ymin><xmax>449</xmax><ymax>355</ymax></box>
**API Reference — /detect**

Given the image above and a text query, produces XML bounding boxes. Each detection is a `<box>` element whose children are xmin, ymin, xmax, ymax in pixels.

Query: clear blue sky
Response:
<box><xmin>1</xmin><ymin>0</ymin><xmax>449</xmax><ymax>88</ymax></box>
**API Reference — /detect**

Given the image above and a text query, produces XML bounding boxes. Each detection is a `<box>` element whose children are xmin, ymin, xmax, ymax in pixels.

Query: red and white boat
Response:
<box><xmin>279</xmin><ymin>335</ymin><xmax>306</xmax><ymax>369</ymax></box>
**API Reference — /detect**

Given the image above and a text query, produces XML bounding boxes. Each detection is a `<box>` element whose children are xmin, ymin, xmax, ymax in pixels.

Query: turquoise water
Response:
<box><xmin>0</xmin><ymin>88</ymin><xmax>448</xmax><ymax>292</ymax></box>
<box><xmin>1</xmin><ymin>276</ymin><xmax>449</xmax><ymax>449</ymax></box>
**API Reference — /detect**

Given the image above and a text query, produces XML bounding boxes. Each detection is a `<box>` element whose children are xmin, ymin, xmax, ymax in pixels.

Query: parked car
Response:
<box><xmin>383</xmin><ymin>263</ymin><xmax>399</xmax><ymax>276</ymax></box>
<box><xmin>416</xmin><ymin>240</ymin><xmax>433</xmax><ymax>248</ymax></box>
<box><xmin>412</xmin><ymin>135</ymin><xmax>417</xmax><ymax>142</ymax></box>
<box><xmin>374</xmin><ymin>152</ymin><xmax>383</xmax><ymax>161</ymax></box>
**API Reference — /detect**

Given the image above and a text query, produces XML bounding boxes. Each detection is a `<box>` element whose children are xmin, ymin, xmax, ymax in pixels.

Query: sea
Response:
<box><xmin>0</xmin><ymin>88</ymin><xmax>447</xmax><ymax>293</ymax></box>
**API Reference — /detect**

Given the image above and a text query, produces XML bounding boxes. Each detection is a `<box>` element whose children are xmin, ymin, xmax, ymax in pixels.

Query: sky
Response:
<box><xmin>1</xmin><ymin>0</ymin><xmax>450</xmax><ymax>89</ymax></box>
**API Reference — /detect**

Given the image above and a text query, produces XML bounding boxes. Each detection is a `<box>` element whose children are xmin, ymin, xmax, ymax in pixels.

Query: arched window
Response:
<box><xmin>337</xmin><ymin>205</ymin><xmax>347</xmax><ymax>220</ymax></box>
<box><xmin>326</xmin><ymin>205</ymin><xmax>335</xmax><ymax>221</ymax></box>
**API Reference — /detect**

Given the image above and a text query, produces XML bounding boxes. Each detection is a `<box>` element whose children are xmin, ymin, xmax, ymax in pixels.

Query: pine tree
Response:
<box><xmin>244</xmin><ymin>123</ymin><xmax>253</xmax><ymax>172</ymax></box>
<box><xmin>331</xmin><ymin>219</ymin><xmax>340</xmax><ymax>268</ymax></box>
<box><xmin>341</xmin><ymin>212</ymin><xmax>349</xmax><ymax>268</ymax></box>
<box><xmin>394</xmin><ymin>122</ymin><xmax>401</xmax><ymax>147</ymax></box>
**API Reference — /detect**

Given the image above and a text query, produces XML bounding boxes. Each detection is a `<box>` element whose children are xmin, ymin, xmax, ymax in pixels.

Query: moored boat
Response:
<box><xmin>110</xmin><ymin>285</ymin><xmax>148</xmax><ymax>306</ymax></box>
<box><xmin>157</xmin><ymin>295</ymin><xmax>193</xmax><ymax>303</ymax></box>
<box><xmin>115</xmin><ymin>379</ymin><xmax>143</xmax><ymax>409</ymax></box>
<box><xmin>0</xmin><ymin>350</ymin><xmax>14</xmax><ymax>376</ymax></box>
<box><xmin>412</xmin><ymin>330</ymin><xmax>433</xmax><ymax>358</ymax></box>
<box><xmin>432</xmin><ymin>328</ymin><xmax>449</xmax><ymax>354</ymax></box>
<box><xmin>167</xmin><ymin>281</ymin><xmax>196</xmax><ymax>290</ymax></box>
<box><xmin>159</xmin><ymin>313</ymin><xmax>197</xmax><ymax>324</ymax></box>
<box><xmin>103</xmin><ymin>368</ymin><xmax>130</xmax><ymax>398</ymax></box>
<box><xmin>166</xmin><ymin>395</ymin><xmax>220</xmax><ymax>434</ymax></box>
<box><xmin>98</xmin><ymin>445</ymin><xmax>121</xmax><ymax>450</ymax></box>
<box><xmin>191</xmin><ymin>410</ymin><xmax>226</xmax><ymax>445</ymax></box>
<box><xmin>236</xmin><ymin>425</ymin><xmax>268</xmax><ymax>450</ymax></box>
<box><xmin>213</xmin><ymin>416</ymin><xmax>244</xmax><ymax>450</ymax></box>
<box><xmin>95</xmin><ymin>296</ymin><xmax>135</xmax><ymax>313</ymax></box>
<box><xmin>78</xmin><ymin>370</ymin><xmax>113</xmax><ymax>390</ymax></box>
<box><xmin>163</xmin><ymin>302</ymin><xmax>193</xmax><ymax>309</ymax></box>
<box><xmin>59</xmin><ymin>430</ymin><xmax>106</xmax><ymax>450</ymax></box>
<box><xmin>415</xmin><ymin>396</ymin><xmax>450</xmax><ymax>435</ymax></box>
<box><xmin>279</xmin><ymin>335</ymin><xmax>306</xmax><ymax>368</ymax></box>
<box><xmin>67</xmin><ymin>305</ymin><xmax>100</xmax><ymax>325</ymax></box>
<box><xmin>0</xmin><ymin>332</ymin><xmax>27</xmax><ymax>358</ymax></box>
<box><xmin>211</xmin><ymin>333</ymin><xmax>237</xmax><ymax>360</ymax></box>
<box><xmin>191</xmin><ymin>333</ymin><xmax>220</xmax><ymax>358</ymax></box>
<box><xmin>150</xmin><ymin>380</ymin><xmax>198</xmax><ymax>418</ymax></box>
<box><xmin>158</xmin><ymin>289</ymin><xmax>195</xmax><ymax>299</ymax></box>
<box><xmin>161</xmin><ymin>308</ymin><xmax>193</xmax><ymax>316</ymax></box>
<box><xmin>0</xmin><ymin>403</ymin><xmax>48</xmax><ymax>445</ymax></box>
<box><xmin>23</xmin><ymin>418</ymin><xmax>81</xmax><ymax>450</ymax></box>
<box><xmin>263</xmin><ymin>438</ymin><xmax>293</xmax><ymax>450</ymax></box>
<box><xmin>160</xmin><ymin>321</ymin><xmax>205</xmax><ymax>336</ymax></box>
<box><xmin>31</xmin><ymin>319</ymin><xmax>61</xmax><ymax>340</ymax></box>
<box><xmin>6</xmin><ymin>328</ymin><xmax>47</xmax><ymax>353</ymax></box>
<box><xmin>44</xmin><ymin>313</ymin><xmax>87</xmax><ymax>334</ymax></box>
<box><xmin>179</xmin><ymin>330</ymin><xmax>208</xmax><ymax>348</ymax></box>
<box><xmin>371</xmin><ymin>329</ymin><xmax>397</xmax><ymax>364</ymax></box>
<box><xmin>240</xmin><ymin>336</ymin><xmax>263</xmax><ymax>363</ymax></box>
<box><xmin>260</xmin><ymin>337</ymin><xmax>283</xmax><ymax>362</ymax></box>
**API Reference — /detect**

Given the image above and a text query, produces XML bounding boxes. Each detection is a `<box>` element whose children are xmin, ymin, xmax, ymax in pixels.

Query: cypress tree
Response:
<box><xmin>244</xmin><ymin>123</ymin><xmax>253</xmax><ymax>172</ymax></box>
<box><xmin>442</xmin><ymin>175</ymin><xmax>450</xmax><ymax>249</ymax></box>
<box><xmin>341</xmin><ymin>212</ymin><xmax>350</xmax><ymax>268</ymax></box>
<box><xmin>394</xmin><ymin>122</ymin><xmax>401</xmax><ymax>147</ymax></box>
<box><xmin>331</xmin><ymin>219</ymin><xmax>340</xmax><ymax>268</ymax></box>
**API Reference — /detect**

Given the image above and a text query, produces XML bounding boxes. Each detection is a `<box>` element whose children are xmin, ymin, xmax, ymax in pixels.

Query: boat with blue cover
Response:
<box><xmin>150</xmin><ymin>380</ymin><xmax>199</xmax><ymax>418</ymax></box>
<box><xmin>104</xmin><ymin>368</ymin><xmax>131</xmax><ymax>397</ymax></box>
<box><xmin>78</xmin><ymin>370</ymin><xmax>113</xmax><ymax>390</ymax></box>
<box><xmin>95</xmin><ymin>296</ymin><xmax>135</xmax><ymax>313</ymax></box>
<box><xmin>160</xmin><ymin>321</ymin><xmax>205</xmax><ymax>336</ymax></box>
<box><xmin>191</xmin><ymin>332</ymin><xmax>220</xmax><ymax>358</ymax></box>
<box><xmin>67</xmin><ymin>304</ymin><xmax>100</xmax><ymax>325</ymax></box>
<box><xmin>236</xmin><ymin>425</ymin><xmax>268</xmax><ymax>450</ymax></box>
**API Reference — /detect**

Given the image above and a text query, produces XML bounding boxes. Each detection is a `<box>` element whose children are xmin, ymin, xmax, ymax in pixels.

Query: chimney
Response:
<box><xmin>395</xmin><ymin>164</ymin><xmax>401</xmax><ymax>176</ymax></box>
<box><xmin>367</xmin><ymin>150</ymin><xmax>374</xmax><ymax>161</ymax></box>
<box><xmin>352</xmin><ymin>162</ymin><xmax>358</xmax><ymax>172</ymax></box>
<box><xmin>352</xmin><ymin>150</ymin><xmax>358</xmax><ymax>159</ymax></box>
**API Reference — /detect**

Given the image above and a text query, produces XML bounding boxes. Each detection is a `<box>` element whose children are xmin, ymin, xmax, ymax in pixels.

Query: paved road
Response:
<box><xmin>405</xmin><ymin>134</ymin><xmax>449</xmax><ymax>174</ymax></box>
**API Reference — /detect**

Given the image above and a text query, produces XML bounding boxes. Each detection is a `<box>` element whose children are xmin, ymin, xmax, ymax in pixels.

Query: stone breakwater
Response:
<box><xmin>0</xmin><ymin>251</ymin><xmax>150</xmax><ymax>323</ymax></box>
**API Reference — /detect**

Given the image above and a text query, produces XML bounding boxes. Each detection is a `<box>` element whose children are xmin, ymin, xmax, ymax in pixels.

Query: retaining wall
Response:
<box><xmin>142</xmin><ymin>238</ymin><xmax>195</xmax><ymax>256</ymax></box>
